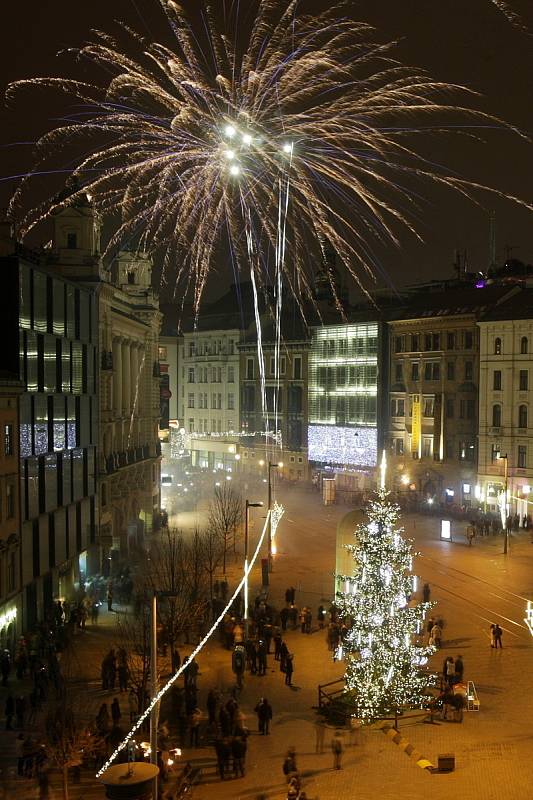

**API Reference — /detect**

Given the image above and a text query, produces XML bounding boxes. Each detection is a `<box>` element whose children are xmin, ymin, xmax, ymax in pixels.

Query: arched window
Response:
<box><xmin>492</xmin><ymin>404</ymin><xmax>502</xmax><ymax>427</ymax></box>
<box><xmin>519</xmin><ymin>404</ymin><xmax>528</xmax><ymax>428</ymax></box>
<box><xmin>494</xmin><ymin>337</ymin><xmax>502</xmax><ymax>355</ymax></box>
<box><xmin>521</xmin><ymin>337</ymin><xmax>528</xmax><ymax>355</ymax></box>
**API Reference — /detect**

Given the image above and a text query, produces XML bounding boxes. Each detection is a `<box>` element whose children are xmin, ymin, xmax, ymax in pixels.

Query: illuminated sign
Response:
<box><xmin>308</xmin><ymin>424</ymin><xmax>377</xmax><ymax>467</ymax></box>
<box><xmin>412</xmin><ymin>394</ymin><xmax>421</xmax><ymax>457</ymax></box>
<box><xmin>525</xmin><ymin>601</ymin><xmax>533</xmax><ymax>636</ymax></box>
<box><xmin>440</xmin><ymin>520</ymin><xmax>451</xmax><ymax>541</ymax></box>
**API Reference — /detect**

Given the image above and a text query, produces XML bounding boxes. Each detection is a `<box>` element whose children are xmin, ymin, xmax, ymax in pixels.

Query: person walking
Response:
<box><xmin>207</xmin><ymin>689</ymin><xmax>218</xmax><ymax>725</ymax></box>
<box><xmin>289</xmin><ymin>604</ymin><xmax>298</xmax><ymax>631</ymax></box>
<box><xmin>279</xmin><ymin>640</ymin><xmax>289</xmax><ymax>673</ymax></box>
<box><xmin>430</xmin><ymin>622</ymin><xmax>442</xmax><ymax>649</ymax></box>
<box><xmin>285</xmin><ymin>654</ymin><xmax>294</xmax><ymax>686</ymax></box>
<box><xmin>422</xmin><ymin>583</ymin><xmax>431</xmax><ymax>603</ymax></box>
<box><xmin>189</xmin><ymin>706</ymin><xmax>202</xmax><ymax>747</ymax></box>
<box><xmin>282</xmin><ymin>748</ymin><xmax>298</xmax><ymax>782</ymax></box>
<box><xmin>107</xmin><ymin>586</ymin><xmax>114</xmax><ymax>612</ymax></box>
<box><xmin>231</xmin><ymin>735</ymin><xmax>246</xmax><ymax>778</ymax></box>
<box><xmin>96</xmin><ymin>703</ymin><xmax>110</xmax><ymax>736</ymax></box>
<box><xmin>128</xmin><ymin>689</ymin><xmax>138</xmax><ymax>723</ymax></box>
<box><xmin>331</xmin><ymin>730</ymin><xmax>344</xmax><ymax>770</ymax></box>
<box><xmin>254</xmin><ymin>697</ymin><xmax>273</xmax><ymax>735</ymax></box>
<box><xmin>455</xmin><ymin>655</ymin><xmax>464</xmax><ymax>682</ymax></box>
<box><xmin>444</xmin><ymin>657</ymin><xmax>455</xmax><ymax>687</ymax></box>
<box><xmin>299</xmin><ymin>608</ymin><xmax>307</xmax><ymax>634</ymax></box>
<box><xmin>317</xmin><ymin>605</ymin><xmax>326</xmax><ymax>629</ymax></box>
<box><xmin>494</xmin><ymin>624</ymin><xmax>503</xmax><ymax>648</ymax></box>
<box><xmin>314</xmin><ymin>719</ymin><xmax>325</xmax><ymax>754</ymax></box>
<box><xmin>305</xmin><ymin>608</ymin><xmax>312</xmax><ymax>634</ymax></box>
<box><xmin>257</xmin><ymin>639</ymin><xmax>267</xmax><ymax>676</ymax></box>
<box><xmin>1</xmin><ymin>650</ymin><xmax>11</xmax><ymax>686</ymax></box>
<box><xmin>273</xmin><ymin>631</ymin><xmax>282</xmax><ymax>661</ymax></box>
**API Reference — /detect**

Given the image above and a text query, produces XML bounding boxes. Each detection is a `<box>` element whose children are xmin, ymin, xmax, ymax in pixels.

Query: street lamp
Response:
<box><xmin>497</xmin><ymin>452</ymin><xmax>509</xmax><ymax>554</ymax></box>
<box><xmin>244</xmin><ymin>500</ymin><xmax>263</xmax><ymax>638</ymax></box>
<box><xmin>267</xmin><ymin>461</ymin><xmax>283</xmax><ymax>571</ymax></box>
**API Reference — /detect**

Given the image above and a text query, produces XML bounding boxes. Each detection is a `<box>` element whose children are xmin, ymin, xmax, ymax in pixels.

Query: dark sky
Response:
<box><xmin>0</xmin><ymin>0</ymin><xmax>532</xmax><ymax>298</ymax></box>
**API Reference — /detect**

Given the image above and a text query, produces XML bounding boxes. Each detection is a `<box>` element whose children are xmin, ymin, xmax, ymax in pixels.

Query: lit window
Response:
<box><xmin>494</xmin><ymin>337</ymin><xmax>502</xmax><ymax>355</ymax></box>
<box><xmin>521</xmin><ymin>337</ymin><xmax>528</xmax><ymax>355</ymax></box>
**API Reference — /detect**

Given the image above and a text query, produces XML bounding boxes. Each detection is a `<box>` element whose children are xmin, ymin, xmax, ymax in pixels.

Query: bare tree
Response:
<box><xmin>147</xmin><ymin>528</ymin><xmax>209</xmax><ymax>668</ymax></box>
<box><xmin>44</xmin><ymin>646</ymin><xmax>102</xmax><ymax>800</ymax></box>
<box><xmin>199</xmin><ymin>526</ymin><xmax>224</xmax><ymax>605</ymax></box>
<box><xmin>208</xmin><ymin>484</ymin><xmax>244</xmax><ymax>574</ymax></box>
<box><xmin>117</xmin><ymin>605</ymin><xmax>152</xmax><ymax>715</ymax></box>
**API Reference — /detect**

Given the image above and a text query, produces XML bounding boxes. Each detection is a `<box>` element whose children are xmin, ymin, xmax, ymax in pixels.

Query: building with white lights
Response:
<box><xmin>477</xmin><ymin>288</ymin><xmax>533</xmax><ymax>520</ymax></box>
<box><xmin>49</xmin><ymin>198</ymin><xmax>162</xmax><ymax>573</ymax></box>
<box><xmin>307</xmin><ymin>313</ymin><xmax>386</xmax><ymax>494</ymax></box>
<box><xmin>159</xmin><ymin>328</ymin><xmax>179</xmax><ymax>434</ymax></box>
<box><xmin>0</xmin><ymin>368</ymin><xmax>23</xmax><ymax>650</ymax></box>
<box><xmin>0</xmin><ymin>230</ymin><xmax>98</xmax><ymax>629</ymax></box>
<box><xmin>387</xmin><ymin>286</ymin><xmax>516</xmax><ymax>506</ymax></box>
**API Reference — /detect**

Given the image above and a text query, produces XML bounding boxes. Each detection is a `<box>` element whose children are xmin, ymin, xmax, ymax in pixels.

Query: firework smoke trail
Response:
<box><xmin>6</xmin><ymin>0</ymin><xmax>531</xmax><ymax>319</ymax></box>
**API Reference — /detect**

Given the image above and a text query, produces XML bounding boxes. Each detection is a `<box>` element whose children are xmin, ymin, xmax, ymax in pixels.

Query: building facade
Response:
<box><xmin>50</xmin><ymin>200</ymin><xmax>162</xmax><ymax>571</ymax></box>
<box><xmin>387</xmin><ymin>287</ymin><xmax>514</xmax><ymax>506</ymax></box>
<box><xmin>477</xmin><ymin>288</ymin><xmax>533</xmax><ymax>521</ymax></box>
<box><xmin>0</xmin><ymin>376</ymin><xmax>23</xmax><ymax>650</ymax></box>
<box><xmin>159</xmin><ymin>334</ymin><xmax>178</xmax><ymax>433</ymax></box>
<box><xmin>239</xmin><ymin>314</ymin><xmax>310</xmax><ymax>481</ymax></box>
<box><xmin>0</xmin><ymin>246</ymin><xmax>98</xmax><ymax>629</ymax></box>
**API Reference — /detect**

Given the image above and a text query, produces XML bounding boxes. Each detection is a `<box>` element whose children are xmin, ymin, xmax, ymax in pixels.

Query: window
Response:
<box><xmin>4</xmin><ymin>424</ymin><xmax>13</xmax><ymax>456</ymax></box>
<box><xmin>246</xmin><ymin>358</ymin><xmax>254</xmax><ymax>380</ymax></box>
<box><xmin>459</xmin><ymin>398</ymin><xmax>475</xmax><ymax>419</ymax></box>
<box><xmin>519</xmin><ymin>405</ymin><xmax>528</xmax><ymax>428</ymax></box>
<box><xmin>464</xmin><ymin>331</ymin><xmax>473</xmax><ymax>350</ymax></box>
<box><xmin>228</xmin><ymin>366</ymin><xmax>235</xmax><ymax>383</ymax></box>
<box><xmin>337</xmin><ymin>366</ymin><xmax>347</xmax><ymax>386</ymax></box>
<box><xmin>411</xmin><ymin>334</ymin><xmax>419</xmax><ymax>352</ymax></box>
<box><xmin>446</xmin><ymin>362</ymin><xmax>455</xmax><ymax>381</ymax></box>
<box><xmin>280</xmin><ymin>357</ymin><xmax>286</xmax><ymax>375</ymax></box>
<box><xmin>270</xmin><ymin>357</ymin><xmax>276</xmax><ymax>375</ymax></box>
<box><xmin>188</xmin><ymin>367</ymin><xmax>195</xmax><ymax>383</ymax></box>
<box><xmin>447</xmin><ymin>332</ymin><xmax>455</xmax><ymax>350</ymax></box>
<box><xmin>390</xmin><ymin>398</ymin><xmax>405</xmax><ymax>417</ymax></box>
<box><xmin>432</xmin><ymin>334</ymin><xmax>441</xmax><ymax>351</ymax></box>
<box><xmin>491</xmin><ymin>444</ymin><xmax>501</xmax><ymax>463</ymax></box>
<box><xmin>395</xmin><ymin>438</ymin><xmax>404</xmax><ymax>455</ymax></box>
<box><xmin>424</xmin><ymin>334</ymin><xmax>432</xmax><ymax>351</ymax></box>
<box><xmin>293</xmin><ymin>356</ymin><xmax>302</xmax><ymax>380</ymax></box>
<box><xmin>188</xmin><ymin>342</ymin><xmax>195</xmax><ymax>357</ymax></box>
<box><xmin>187</xmin><ymin>393</ymin><xmax>194</xmax><ymax>408</ymax></box>
<box><xmin>464</xmin><ymin>361</ymin><xmax>473</xmax><ymax>381</ymax></box>
<box><xmin>424</xmin><ymin>362</ymin><xmax>440</xmax><ymax>381</ymax></box>
<box><xmin>395</xmin><ymin>336</ymin><xmax>404</xmax><ymax>353</ymax></box>
<box><xmin>227</xmin><ymin>393</ymin><xmax>235</xmax><ymax>410</ymax></box>
<box><xmin>423</xmin><ymin>438</ymin><xmax>432</xmax><ymax>458</ymax></box>
<box><xmin>411</xmin><ymin>363</ymin><xmax>419</xmax><ymax>381</ymax></box>
<box><xmin>198</xmin><ymin>394</ymin><xmax>203</xmax><ymax>409</ymax></box>
<box><xmin>492</xmin><ymin>404</ymin><xmax>502</xmax><ymax>427</ymax></box>
<box><xmin>518</xmin><ymin>445</ymin><xmax>527</xmax><ymax>468</ymax></box>
<box><xmin>6</xmin><ymin>484</ymin><xmax>14</xmax><ymax>518</ymax></box>
<box><xmin>158</xmin><ymin>346</ymin><xmax>167</xmax><ymax>360</ymax></box>
<box><xmin>423</xmin><ymin>398</ymin><xmax>434</xmax><ymax>417</ymax></box>
<box><xmin>521</xmin><ymin>337</ymin><xmax>528</xmax><ymax>355</ymax></box>
<box><xmin>493</xmin><ymin>370</ymin><xmax>502</xmax><ymax>390</ymax></box>
<box><xmin>218</xmin><ymin>393</ymin><xmax>222</xmax><ymax>409</ymax></box>
<box><xmin>445</xmin><ymin>399</ymin><xmax>454</xmax><ymax>418</ymax></box>
<box><xmin>67</xmin><ymin>232</ymin><xmax>77</xmax><ymax>249</ymax></box>
<box><xmin>459</xmin><ymin>441</ymin><xmax>475</xmax><ymax>462</ymax></box>
<box><xmin>211</xmin><ymin>393</ymin><xmax>217</xmax><ymax>409</ymax></box>
<box><xmin>395</xmin><ymin>363</ymin><xmax>403</xmax><ymax>382</ymax></box>
<box><xmin>520</xmin><ymin>370</ymin><xmax>528</xmax><ymax>391</ymax></box>
<box><xmin>494</xmin><ymin>337</ymin><xmax>502</xmax><ymax>355</ymax></box>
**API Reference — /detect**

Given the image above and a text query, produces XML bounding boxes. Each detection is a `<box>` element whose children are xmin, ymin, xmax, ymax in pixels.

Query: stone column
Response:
<box><xmin>122</xmin><ymin>340</ymin><xmax>131</xmax><ymax>417</ymax></box>
<box><xmin>112</xmin><ymin>339</ymin><xmax>122</xmax><ymax>416</ymax></box>
<box><xmin>130</xmin><ymin>344</ymin><xmax>139</xmax><ymax>416</ymax></box>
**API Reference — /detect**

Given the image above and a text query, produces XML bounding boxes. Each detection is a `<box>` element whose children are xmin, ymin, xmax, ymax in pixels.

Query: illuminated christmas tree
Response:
<box><xmin>336</xmin><ymin>490</ymin><xmax>435</xmax><ymax>723</ymax></box>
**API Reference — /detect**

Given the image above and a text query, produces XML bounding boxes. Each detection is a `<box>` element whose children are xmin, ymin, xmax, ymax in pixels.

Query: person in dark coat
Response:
<box><xmin>454</xmin><ymin>655</ymin><xmax>464</xmax><ymax>682</ymax></box>
<box><xmin>273</xmin><ymin>631</ymin><xmax>283</xmax><ymax>660</ymax></box>
<box><xmin>1</xmin><ymin>650</ymin><xmax>11</xmax><ymax>686</ymax></box>
<box><xmin>207</xmin><ymin>689</ymin><xmax>218</xmax><ymax>724</ymax></box>
<box><xmin>285</xmin><ymin>655</ymin><xmax>294</xmax><ymax>686</ymax></box>
<box><xmin>111</xmin><ymin>697</ymin><xmax>121</xmax><ymax>727</ymax></box>
<box><xmin>317</xmin><ymin>605</ymin><xmax>326</xmax><ymax>629</ymax></box>
<box><xmin>231</xmin><ymin>735</ymin><xmax>247</xmax><ymax>777</ymax></box>
<box><xmin>214</xmin><ymin>738</ymin><xmax>227</xmax><ymax>780</ymax></box>
<box><xmin>5</xmin><ymin>694</ymin><xmax>14</xmax><ymax>730</ymax></box>
<box><xmin>279</xmin><ymin>607</ymin><xmax>289</xmax><ymax>632</ymax></box>
<box><xmin>493</xmin><ymin>624</ymin><xmax>503</xmax><ymax>648</ymax></box>
<box><xmin>422</xmin><ymin>583</ymin><xmax>431</xmax><ymax>603</ymax></box>
<box><xmin>254</xmin><ymin>697</ymin><xmax>273</xmax><ymax>735</ymax></box>
<box><xmin>279</xmin><ymin>641</ymin><xmax>289</xmax><ymax>673</ymax></box>
<box><xmin>257</xmin><ymin>640</ymin><xmax>267</xmax><ymax>676</ymax></box>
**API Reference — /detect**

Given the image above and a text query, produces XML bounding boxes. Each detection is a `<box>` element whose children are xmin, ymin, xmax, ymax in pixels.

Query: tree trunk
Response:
<box><xmin>62</xmin><ymin>764</ymin><xmax>69</xmax><ymax>800</ymax></box>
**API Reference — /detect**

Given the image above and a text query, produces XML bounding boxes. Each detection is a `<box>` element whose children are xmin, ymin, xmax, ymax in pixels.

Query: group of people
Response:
<box><xmin>100</xmin><ymin>648</ymin><xmax>129</xmax><ymax>692</ymax></box>
<box><xmin>426</xmin><ymin>616</ymin><xmax>445</xmax><ymax>649</ymax></box>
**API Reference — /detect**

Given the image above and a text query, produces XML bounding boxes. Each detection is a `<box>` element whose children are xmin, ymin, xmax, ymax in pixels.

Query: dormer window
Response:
<box><xmin>67</xmin><ymin>232</ymin><xmax>77</xmax><ymax>249</ymax></box>
<box><xmin>127</xmin><ymin>271</ymin><xmax>135</xmax><ymax>285</ymax></box>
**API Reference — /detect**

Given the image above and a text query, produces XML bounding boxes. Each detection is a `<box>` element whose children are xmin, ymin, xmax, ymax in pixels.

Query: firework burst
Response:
<box><xmin>6</xmin><ymin>0</ymin><xmax>531</xmax><ymax>313</ymax></box>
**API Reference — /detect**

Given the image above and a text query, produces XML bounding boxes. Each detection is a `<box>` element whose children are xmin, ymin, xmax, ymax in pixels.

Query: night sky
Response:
<box><xmin>0</xmin><ymin>0</ymin><xmax>532</xmax><ymax>299</ymax></box>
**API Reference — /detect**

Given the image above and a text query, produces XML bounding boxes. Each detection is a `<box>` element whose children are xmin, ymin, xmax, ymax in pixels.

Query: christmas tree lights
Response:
<box><xmin>336</xmin><ymin>490</ymin><xmax>435</xmax><ymax>723</ymax></box>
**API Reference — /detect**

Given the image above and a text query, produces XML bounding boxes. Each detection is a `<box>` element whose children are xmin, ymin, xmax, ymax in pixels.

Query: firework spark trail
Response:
<box><xmin>6</xmin><ymin>0</ymin><xmax>531</xmax><ymax>320</ymax></box>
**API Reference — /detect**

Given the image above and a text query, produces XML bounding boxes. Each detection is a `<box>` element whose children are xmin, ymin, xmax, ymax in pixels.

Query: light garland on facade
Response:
<box><xmin>96</xmin><ymin>510</ymin><xmax>271</xmax><ymax>777</ymax></box>
<box><xmin>308</xmin><ymin>424</ymin><xmax>377</xmax><ymax>467</ymax></box>
<box><xmin>336</xmin><ymin>490</ymin><xmax>435</xmax><ymax>723</ymax></box>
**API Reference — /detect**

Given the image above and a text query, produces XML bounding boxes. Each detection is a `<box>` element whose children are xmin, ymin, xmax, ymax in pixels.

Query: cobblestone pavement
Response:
<box><xmin>2</xmin><ymin>486</ymin><xmax>533</xmax><ymax>799</ymax></box>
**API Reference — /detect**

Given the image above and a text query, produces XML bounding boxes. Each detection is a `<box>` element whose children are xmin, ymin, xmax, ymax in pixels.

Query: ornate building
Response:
<box><xmin>50</xmin><ymin>198</ymin><xmax>162</xmax><ymax>572</ymax></box>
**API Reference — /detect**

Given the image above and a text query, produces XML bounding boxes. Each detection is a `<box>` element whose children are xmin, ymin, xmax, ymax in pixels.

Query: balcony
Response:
<box><xmin>104</xmin><ymin>445</ymin><xmax>153</xmax><ymax>474</ymax></box>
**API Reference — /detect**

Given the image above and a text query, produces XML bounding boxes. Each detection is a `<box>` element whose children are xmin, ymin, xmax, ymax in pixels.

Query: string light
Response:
<box><xmin>96</xmin><ymin>511</ymin><xmax>272</xmax><ymax>777</ymax></box>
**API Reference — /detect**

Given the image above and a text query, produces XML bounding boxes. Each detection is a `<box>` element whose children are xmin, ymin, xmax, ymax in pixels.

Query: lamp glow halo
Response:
<box><xmin>96</xmin><ymin>509</ymin><xmax>271</xmax><ymax>777</ymax></box>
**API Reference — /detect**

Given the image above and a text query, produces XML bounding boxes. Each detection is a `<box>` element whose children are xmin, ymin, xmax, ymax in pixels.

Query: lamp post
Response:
<box><xmin>244</xmin><ymin>500</ymin><xmax>263</xmax><ymax>638</ymax></box>
<box><xmin>498</xmin><ymin>453</ymin><xmax>509</xmax><ymax>554</ymax></box>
